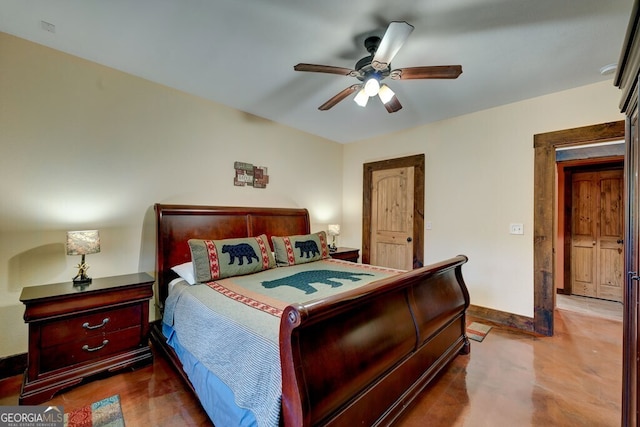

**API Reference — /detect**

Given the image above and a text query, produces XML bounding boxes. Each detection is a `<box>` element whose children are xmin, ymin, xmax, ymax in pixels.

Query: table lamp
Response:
<box><xmin>66</xmin><ymin>230</ymin><xmax>100</xmax><ymax>285</ymax></box>
<box><xmin>327</xmin><ymin>224</ymin><xmax>340</xmax><ymax>253</ymax></box>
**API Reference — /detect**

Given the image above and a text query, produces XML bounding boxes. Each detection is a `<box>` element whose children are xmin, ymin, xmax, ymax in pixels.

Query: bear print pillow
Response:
<box><xmin>188</xmin><ymin>234</ymin><xmax>275</xmax><ymax>282</ymax></box>
<box><xmin>271</xmin><ymin>231</ymin><xmax>330</xmax><ymax>266</ymax></box>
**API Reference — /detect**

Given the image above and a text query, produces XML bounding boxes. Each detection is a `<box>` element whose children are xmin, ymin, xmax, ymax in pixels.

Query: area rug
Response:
<box><xmin>467</xmin><ymin>322</ymin><xmax>492</xmax><ymax>342</ymax></box>
<box><xmin>64</xmin><ymin>394</ymin><xmax>124</xmax><ymax>427</ymax></box>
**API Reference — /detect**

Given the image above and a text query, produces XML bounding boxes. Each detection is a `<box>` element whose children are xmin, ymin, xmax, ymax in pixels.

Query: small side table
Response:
<box><xmin>19</xmin><ymin>272</ymin><xmax>154</xmax><ymax>405</ymax></box>
<box><xmin>330</xmin><ymin>247</ymin><xmax>360</xmax><ymax>263</ymax></box>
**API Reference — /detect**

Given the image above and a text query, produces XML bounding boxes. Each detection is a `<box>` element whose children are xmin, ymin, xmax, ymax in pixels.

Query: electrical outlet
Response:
<box><xmin>510</xmin><ymin>223</ymin><xmax>524</xmax><ymax>235</ymax></box>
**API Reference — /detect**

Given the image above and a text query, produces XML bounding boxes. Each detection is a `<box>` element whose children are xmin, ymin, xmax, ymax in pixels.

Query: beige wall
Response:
<box><xmin>0</xmin><ymin>33</ymin><xmax>343</xmax><ymax>357</ymax></box>
<box><xmin>342</xmin><ymin>80</ymin><xmax>624</xmax><ymax>317</ymax></box>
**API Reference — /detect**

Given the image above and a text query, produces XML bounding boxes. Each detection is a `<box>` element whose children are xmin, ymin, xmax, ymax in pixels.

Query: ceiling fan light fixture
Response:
<box><xmin>293</xmin><ymin>21</ymin><xmax>462</xmax><ymax>113</ymax></box>
<box><xmin>364</xmin><ymin>77</ymin><xmax>380</xmax><ymax>97</ymax></box>
<box><xmin>354</xmin><ymin>88</ymin><xmax>369</xmax><ymax>107</ymax></box>
<box><xmin>378</xmin><ymin>84</ymin><xmax>395</xmax><ymax>104</ymax></box>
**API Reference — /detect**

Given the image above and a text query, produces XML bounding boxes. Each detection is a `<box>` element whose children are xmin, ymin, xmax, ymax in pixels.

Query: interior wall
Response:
<box><xmin>0</xmin><ymin>32</ymin><xmax>343</xmax><ymax>357</ymax></box>
<box><xmin>342</xmin><ymin>80</ymin><xmax>624</xmax><ymax>318</ymax></box>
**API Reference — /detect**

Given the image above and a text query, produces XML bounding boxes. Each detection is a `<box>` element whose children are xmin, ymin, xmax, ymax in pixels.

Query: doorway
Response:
<box><xmin>362</xmin><ymin>154</ymin><xmax>424</xmax><ymax>269</ymax></box>
<box><xmin>533</xmin><ymin>120</ymin><xmax>625</xmax><ymax>336</ymax></box>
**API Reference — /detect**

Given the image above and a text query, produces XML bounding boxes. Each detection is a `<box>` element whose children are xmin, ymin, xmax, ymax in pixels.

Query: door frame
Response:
<box><xmin>362</xmin><ymin>154</ymin><xmax>424</xmax><ymax>268</ymax></box>
<box><xmin>533</xmin><ymin>120</ymin><xmax>625</xmax><ymax>336</ymax></box>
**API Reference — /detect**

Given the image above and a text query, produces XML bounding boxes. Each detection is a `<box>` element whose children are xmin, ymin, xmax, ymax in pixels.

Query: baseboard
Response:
<box><xmin>468</xmin><ymin>304</ymin><xmax>537</xmax><ymax>335</ymax></box>
<box><xmin>0</xmin><ymin>352</ymin><xmax>27</xmax><ymax>379</ymax></box>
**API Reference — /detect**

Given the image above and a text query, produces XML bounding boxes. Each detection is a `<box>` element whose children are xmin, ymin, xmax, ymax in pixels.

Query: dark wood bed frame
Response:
<box><xmin>151</xmin><ymin>204</ymin><xmax>471</xmax><ymax>426</ymax></box>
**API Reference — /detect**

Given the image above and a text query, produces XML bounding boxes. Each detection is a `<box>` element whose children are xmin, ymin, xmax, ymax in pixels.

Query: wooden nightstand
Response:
<box><xmin>330</xmin><ymin>247</ymin><xmax>360</xmax><ymax>263</ymax></box>
<box><xmin>18</xmin><ymin>272</ymin><xmax>154</xmax><ymax>405</ymax></box>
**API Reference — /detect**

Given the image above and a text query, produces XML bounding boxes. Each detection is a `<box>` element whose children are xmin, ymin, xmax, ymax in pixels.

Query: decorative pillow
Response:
<box><xmin>188</xmin><ymin>234</ymin><xmax>275</xmax><ymax>281</ymax></box>
<box><xmin>271</xmin><ymin>231</ymin><xmax>330</xmax><ymax>266</ymax></box>
<box><xmin>171</xmin><ymin>262</ymin><xmax>196</xmax><ymax>285</ymax></box>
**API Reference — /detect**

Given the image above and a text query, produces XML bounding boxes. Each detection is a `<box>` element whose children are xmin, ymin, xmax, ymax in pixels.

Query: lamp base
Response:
<box><xmin>72</xmin><ymin>276</ymin><xmax>92</xmax><ymax>286</ymax></box>
<box><xmin>72</xmin><ymin>258</ymin><xmax>91</xmax><ymax>286</ymax></box>
<box><xmin>329</xmin><ymin>245</ymin><xmax>337</xmax><ymax>253</ymax></box>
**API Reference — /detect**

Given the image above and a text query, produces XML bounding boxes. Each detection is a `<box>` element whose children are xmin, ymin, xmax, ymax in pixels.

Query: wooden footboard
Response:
<box><xmin>280</xmin><ymin>255</ymin><xmax>470</xmax><ymax>427</ymax></box>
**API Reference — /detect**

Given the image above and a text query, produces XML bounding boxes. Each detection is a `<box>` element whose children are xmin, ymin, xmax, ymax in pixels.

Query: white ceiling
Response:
<box><xmin>0</xmin><ymin>0</ymin><xmax>634</xmax><ymax>143</ymax></box>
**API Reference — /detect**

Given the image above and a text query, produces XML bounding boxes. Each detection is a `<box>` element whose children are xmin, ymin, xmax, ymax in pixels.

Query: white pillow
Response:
<box><xmin>171</xmin><ymin>262</ymin><xmax>196</xmax><ymax>285</ymax></box>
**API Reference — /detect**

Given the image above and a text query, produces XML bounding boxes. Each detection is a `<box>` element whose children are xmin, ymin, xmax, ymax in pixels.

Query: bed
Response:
<box><xmin>151</xmin><ymin>203</ymin><xmax>471</xmax><ymax>426</ymax></box>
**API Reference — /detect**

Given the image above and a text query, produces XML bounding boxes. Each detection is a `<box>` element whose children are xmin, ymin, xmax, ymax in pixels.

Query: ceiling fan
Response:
<box><xmin>294</xmin><ymin>21</ymin><xmax>462</xmax><ymax>113</ymax></box>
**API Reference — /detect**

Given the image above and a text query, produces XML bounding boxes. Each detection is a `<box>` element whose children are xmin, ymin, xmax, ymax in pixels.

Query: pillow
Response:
<box><xmin>171</xmin><ymin>262</ymin><xmax>196</xmax><ymax>285</ymax></box>
<box><xmin>188</xmin><ymin>234</ymin><xmax>275</xmax><ymax>281</ymax></box>
<box><xmin>271</xmin><ymin>231</ymin><xmax>330</xmax><ymax>266</ymax></box>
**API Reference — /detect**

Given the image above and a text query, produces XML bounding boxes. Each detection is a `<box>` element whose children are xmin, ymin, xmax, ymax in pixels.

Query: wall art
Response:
<box><xmin>234</xmin><ymin>161</ymin><xmax>269</xmax><ymax>188</ymax></box>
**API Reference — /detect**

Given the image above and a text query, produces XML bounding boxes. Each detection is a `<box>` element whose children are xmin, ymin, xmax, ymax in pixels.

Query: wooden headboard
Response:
<box><xmin>154</xmin><ymin>204</ymin><xmax>310</xmax><ymax>306</ymax></box>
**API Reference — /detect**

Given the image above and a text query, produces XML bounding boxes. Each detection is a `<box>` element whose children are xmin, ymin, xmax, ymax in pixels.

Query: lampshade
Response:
<box><xmin>364</xmin><ymin>77</ymin><xmax>380</xmax><ymax>97</ymax></box>
<box><xmin>378</xmin><ymin>84</ymin><xmax>395</xmax><ymax>104</ymax></box>
<box><xmin>354</xmin><ymin>88</ymin><xmax>369</xmax><ymax>107</ymax></box>
<box><xmin>328</xmin><ymin>224</ymin><xmax>341</xmax><ymax>236</ymax></box>
<box><xmin>66</xmin><ymin>230</ymin><xmax>101</xmax><ymax>256</ymax></box>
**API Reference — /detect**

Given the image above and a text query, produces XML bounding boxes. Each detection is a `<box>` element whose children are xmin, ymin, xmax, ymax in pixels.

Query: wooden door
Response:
<box><xmin>362</xmin><ymin>154</ymin><xmax>424</xmax><ymax>269</ymax></box>
<box><xmin>370</xmin><ymin>167</ymin><xmax>414</xmax><ymax>270</ymax></box>
<box><xmin>609</xmin><ymin>3</ymin><xmax>637</xmax><ymax>422</ymax></box>
<box><xmin>571</xmin><ymin>169</ymin><xmax>624</xmax><ymax>302</ymax></box>
<box><xmin>625</xmin><ymin>107</ymin><xmax>639</xmax><ymax>427</ymax></box>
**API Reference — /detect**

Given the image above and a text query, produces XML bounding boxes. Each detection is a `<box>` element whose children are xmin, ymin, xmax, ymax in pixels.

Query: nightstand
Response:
<box><xmin>18</xmin><ymin>272</ymin><xmax>154</xmax><ymax>405</ymax></box>
<box><xmin>330</xmin><ymin>247</ymin><xmax>360</xmax><ymax>263</ymax></box>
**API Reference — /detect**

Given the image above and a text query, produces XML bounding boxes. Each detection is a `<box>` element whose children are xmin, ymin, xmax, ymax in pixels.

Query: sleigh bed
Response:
<box><xmin>151</xmin><ymin>204</ymin><xmax>470</xmax><ymax>426</ymax></box>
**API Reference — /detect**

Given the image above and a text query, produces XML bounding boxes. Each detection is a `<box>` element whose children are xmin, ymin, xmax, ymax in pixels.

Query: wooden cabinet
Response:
<box><xmin>18</xmin><ymin>273</ymin><xmax>154</xmax><ymax>405</ymax></box>
<box><xmin>330</xmin><ymin>247</ymin><xmax>360</xmax><ymax>263</ymax></box>
<box><xmin>615</xmin><ymin>0</ymin><xmax>639</xmax><ymax>424</ymax></box>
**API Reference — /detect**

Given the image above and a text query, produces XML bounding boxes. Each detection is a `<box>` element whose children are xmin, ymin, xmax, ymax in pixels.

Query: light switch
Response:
<box><xmin>426</xmin><ymin>221</ymin><xmax>432</xmax><ymax>230</ymax></box>
<box><xmin>510</xmin><ymin>223</ymin><xmax>524</xmax><ymax>235</ymax></box>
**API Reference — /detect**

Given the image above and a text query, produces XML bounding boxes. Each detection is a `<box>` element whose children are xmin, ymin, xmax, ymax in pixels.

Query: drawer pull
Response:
<box><xmin>82</xmin><ymin>340</ymin><xmax>109</xmax><ymax>352</ymax></box>
<box><xmin>82</xmin><ymin>318</ymin><xmax>110</xmax><ymax>330</ymax></box>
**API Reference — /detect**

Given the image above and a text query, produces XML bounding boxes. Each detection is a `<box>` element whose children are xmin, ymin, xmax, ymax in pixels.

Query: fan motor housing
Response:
<box><xmin>355</xmin><ymin>36</ymin><xmax>391</xmax><ymax>81</ymax></box>
<box><xmin>354</xmin><ymin>60</ymin><xmax>390</xmax><ymax>81</ymax></box>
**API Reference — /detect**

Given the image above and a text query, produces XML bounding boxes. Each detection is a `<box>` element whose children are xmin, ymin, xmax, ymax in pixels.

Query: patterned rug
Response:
<box><xmin>64</xmin><ymin>394</ymin><xmax>124</xmax><ymax>427</ymax></box>
<box><xmin>467</xmin><ymin>322</ymin><xmax>492</xmax><ymax>342</ymax></box>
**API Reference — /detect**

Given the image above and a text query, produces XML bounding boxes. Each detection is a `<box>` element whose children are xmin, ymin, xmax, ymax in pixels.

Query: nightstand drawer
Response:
<box><xmin>40</xmin><ymin>325</ymin><xmax>142</xmax><ymax>373</ymax></box>
<box><xmin>40</xmin><ymin>305</ymin><xmax>141</xmax><ymax>348</ymax></box>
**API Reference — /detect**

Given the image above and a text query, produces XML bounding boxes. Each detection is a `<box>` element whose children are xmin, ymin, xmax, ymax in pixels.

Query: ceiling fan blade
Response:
<box><xmin>390</xmin><ymin>65</ymin><xmax>463</xmax><ymax>80</ymax></box>
<box><xmin>318</xmin><ymin>85</ymin><xmax>361</xmax><ymax>110</ymax></box>
<box><xmin>384</xmin><ymin>95</ymin><xmax>403</xmax><ymax>113</ymax></box>
<box><xmin>294</xmin><ymin>63</ymin><xmax>358</xmax><ymax>77</ymax></box>
<box><xmin>371</xmin><ymin>21</ymin><xmax>414</xmax><ymax>71</ymax></box>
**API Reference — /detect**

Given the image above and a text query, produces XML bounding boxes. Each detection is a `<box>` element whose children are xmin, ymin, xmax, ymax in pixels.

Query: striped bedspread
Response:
<box><xmin>162</xmin><ymin>259</ymin><xmax>399</xmax><ymax>427</ymax></box>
